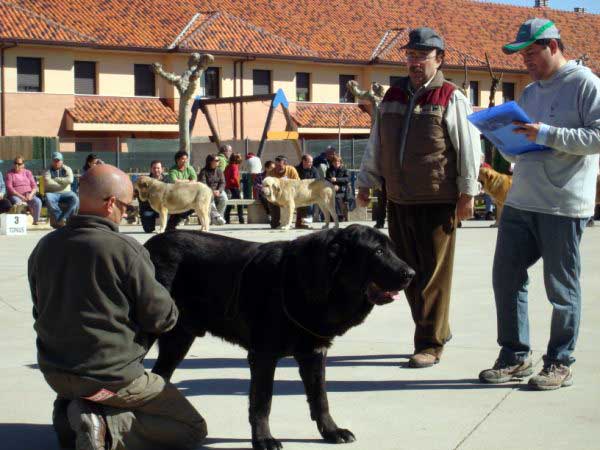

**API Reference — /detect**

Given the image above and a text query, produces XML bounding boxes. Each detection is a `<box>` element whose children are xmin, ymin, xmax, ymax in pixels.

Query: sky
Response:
<box><xmin>474</xmin><ymin>0</ymin><xmax>600</xmax><ymax>14</ymax></box>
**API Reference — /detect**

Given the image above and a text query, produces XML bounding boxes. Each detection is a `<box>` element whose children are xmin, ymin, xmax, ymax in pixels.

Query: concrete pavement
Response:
<box><xmin>1</xmin><ymin>220</ymin><xmax>599</xmax><ymax>450</ymax></box>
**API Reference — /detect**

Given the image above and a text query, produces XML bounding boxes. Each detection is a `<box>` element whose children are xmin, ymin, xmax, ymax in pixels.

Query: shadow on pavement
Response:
<box><xmin>175</xmin><ymin>377</ymin><xmax>521</xmax><ymax>396</ymax></box>
<box><xmin>0</xmin><ymin>423</ymin><xmax>58</xmax><ymax>450</ymax></box>
<box><xmin>142</xmin><ymin>354</ymin><xmax>413</xmax><ymax>371</ymax></box>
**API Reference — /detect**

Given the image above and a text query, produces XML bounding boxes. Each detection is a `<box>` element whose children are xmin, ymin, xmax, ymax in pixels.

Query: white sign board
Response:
<box><xmin>0</xmin><ymin>214</ymin><xmax>28</xmax><ymax>236</ymax></box>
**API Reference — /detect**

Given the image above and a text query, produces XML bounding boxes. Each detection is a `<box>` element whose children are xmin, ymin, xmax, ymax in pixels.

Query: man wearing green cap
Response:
<box><xmin>43</xmin><ymin>152</ymin><xmax>79</xmax><ymax>228</ymax></box>
<box><xmin>357</xmin><ymin>27</ymin><xmax>481</xmax><ymax>369</ymax></box>
<box><xmin>479</xmin><ymin>19</ymin><xmax>600</xmax><ymax>390</ymax></box>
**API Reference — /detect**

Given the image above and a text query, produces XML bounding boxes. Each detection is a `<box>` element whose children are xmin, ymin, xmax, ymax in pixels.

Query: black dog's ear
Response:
<box><xmin>284</xmin><ymin>229</ymin><xmax>344</xmax><ymax>304</ymax></box>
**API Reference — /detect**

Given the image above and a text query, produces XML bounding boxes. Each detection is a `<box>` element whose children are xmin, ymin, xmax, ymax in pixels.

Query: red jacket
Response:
<box><xmin>224</xmin><ymin>163</ymin><xmax>240</xmax><ymax>189</ymax></box>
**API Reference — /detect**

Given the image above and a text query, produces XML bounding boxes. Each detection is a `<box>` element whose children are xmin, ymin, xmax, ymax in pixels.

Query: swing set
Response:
<box><xmin>189</xmin><ymin>89</ymin><xmax>302</xmax><ymax>160</ymax></box>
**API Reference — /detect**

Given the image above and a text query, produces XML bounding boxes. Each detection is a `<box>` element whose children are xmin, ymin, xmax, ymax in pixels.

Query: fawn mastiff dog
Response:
<box><xmin>134</xmin><ymin>176</ymin><xmax>212</xmax><ymax>232</ymax></box>
<box><xmin>261</xmin><ymin>177</ymin><xmax>339</xmax><ymax>230</ymax></box>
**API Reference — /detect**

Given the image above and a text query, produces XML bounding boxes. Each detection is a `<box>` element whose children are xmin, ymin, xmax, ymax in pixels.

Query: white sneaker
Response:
<box><xmin>213</xmin><ymin>217</ymin><xmax>226</xmax><ymax>226</ymax></box>
<box><xmin>303</xmin><ymin>216</ymin><xmax>313</xmax><ymax>224</ymax></box>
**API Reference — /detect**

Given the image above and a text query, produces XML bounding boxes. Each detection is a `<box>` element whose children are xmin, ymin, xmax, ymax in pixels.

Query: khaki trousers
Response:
<box><xmin>387</xmin><ymin>202</ymin><xmax>456</xmax><ymax>357</ymax></box>
<box><xmin>44</xmin><ymin>371</ymin><xmax>207</xmax><ymax>450</ymax></box>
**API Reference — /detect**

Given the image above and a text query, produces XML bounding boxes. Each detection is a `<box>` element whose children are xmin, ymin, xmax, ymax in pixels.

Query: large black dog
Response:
<box><xmin>144</xmin><ymin>224</ymin><xmax>414</xmax><ymax>450</ymax></box>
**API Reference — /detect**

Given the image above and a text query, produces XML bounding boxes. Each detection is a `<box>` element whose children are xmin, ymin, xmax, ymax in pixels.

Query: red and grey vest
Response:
<box><xmin>378</xmin><ymin>70</ymin><xmax>458</xmax><ymax>204</ymax></box>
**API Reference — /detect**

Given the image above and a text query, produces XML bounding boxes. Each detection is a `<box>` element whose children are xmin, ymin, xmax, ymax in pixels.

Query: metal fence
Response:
<box><xmin>302</xmin><ymin>138</ymin><xmax>368</xmax><ymax>169</ymax></box>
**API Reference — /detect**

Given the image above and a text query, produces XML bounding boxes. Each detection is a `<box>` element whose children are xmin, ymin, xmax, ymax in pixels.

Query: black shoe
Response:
<box><xmin>374</xmin><ymin>222</ymin><xmax>384</xmax><ymax>229</ymax></box>
<box><xmin>67</xmin><ymin>399</ymin><xmax>108</xmax><ymax>450</ymax></box>
<box><xmin>485</xmin><ymin>211</ymin><xmax>495</xmax><ymax>221</ymax></box>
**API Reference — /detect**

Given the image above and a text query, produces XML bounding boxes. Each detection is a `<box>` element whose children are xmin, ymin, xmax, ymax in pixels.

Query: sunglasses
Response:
<box><xmin>104</xmin><ymin>196</ymin><xmax>133</xmax><ymax>210</ymax></box>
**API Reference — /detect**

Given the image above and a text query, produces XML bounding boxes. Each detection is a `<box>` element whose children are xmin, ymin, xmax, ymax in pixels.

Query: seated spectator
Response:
<box><xmin>166</xmin><ymin>150</ymin><xmax>197</xmax><ymax>231</ymax></box>
<box><xmin>43</xmin><ymin>152</ymin><xmax>79</xmax><ymax>229</ymax></box>
<box><xmin>265</xmin><ymin>155</ymin><xmax>300</xmax><ymax>228</ymax></box>
<box><xmin>224</xmin><ymin>153</ymin><xmax>244</xmax><ymax>224</ymax></box>
<box><xmin>6</xmin><ymin>155</ymin><xmax>42</xmax><ymax>225</ymax></box>
<box><xmin>0</xmin><ymin>171</ymin><xmax>12</xmax><ymax>214</ymax></box>
<box><xmin>138</xmin><ymin>160</ymin><xmax>167</xmax><ymax>233</ymax></box>
<box><xmin>313</xmin><ymin>145</ymin><xmax>336</xmax><ymax>179</ymax></box>
<box><xmin>295</xmin><ymin>154</ymin><xmax>320</xmax><ymax>229</ymax></box>
<box><xmin>81</xmin><ymin>153</ymin><xmax>104</xmax><ymax>174</ymax></box>
<box><xmin>254</xmin><ymin>160</ymin><xmax>275</xmax><ymax>220</ymax></box>
<box><xmin>326</xmin><ymin>155</ymin><xmax>350</xmax><ymax>221</ymax></box>
<box><xmin>198</xmin><ymin>154</ymin><xmax>227</xmax><ymax>226</ymax></box>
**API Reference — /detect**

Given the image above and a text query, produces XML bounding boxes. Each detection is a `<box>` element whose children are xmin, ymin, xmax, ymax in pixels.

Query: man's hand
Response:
<box><xmin>213</xmin><ymin>190</ymin><xmax>220</xmax><ymax>197</ymax></box>
<box><xmin>456</xmin><ymin>193</ymin><xmax>474</xmax><ymax>222</ymax></box>
<box><xmin>357</xmin><ymin>187</ymin><xmax>370</xmax><ymax>208</ymax></box>
<box><xmin>330</xmin><ymin>177</ymin><xmax>337</xmax><ymax>182</ymax></box>
<box><xmin>513</xmin><ymin>121</ymin><xmax>542</xmax><ymax>142</ymax></box>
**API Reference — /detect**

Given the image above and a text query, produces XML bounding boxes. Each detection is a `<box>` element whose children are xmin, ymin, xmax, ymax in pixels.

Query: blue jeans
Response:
<box><xmin>46</xmin><ymin>191</ymin><xmax>79</xmax><ymax>222</ymax></box>
<box><xmin>492</xmin><ymin>205</ymin><xmax>588</xmax><ymax>367</ymax></box>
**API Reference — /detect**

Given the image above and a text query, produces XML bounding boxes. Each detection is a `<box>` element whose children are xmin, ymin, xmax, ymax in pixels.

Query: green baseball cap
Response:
<box><xmin>503</xmin><ymin>18</ymin><xmax>561</xmax><ymax>54</ymax></box>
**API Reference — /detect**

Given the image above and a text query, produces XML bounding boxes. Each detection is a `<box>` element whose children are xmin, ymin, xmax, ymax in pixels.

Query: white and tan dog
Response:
<box><xmin>134</xmin><ymin>176</ymin><xmax>212</xmax><ymax>233</ymax></box>
<box><xmin>262</xmin><ymin>177</ymin><xmax>339</xmax><ymax>230</ymax></box>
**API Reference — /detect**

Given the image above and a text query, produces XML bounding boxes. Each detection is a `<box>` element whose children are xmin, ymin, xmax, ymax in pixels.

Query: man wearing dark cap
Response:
<box><xmin>357</xmin><ymin>27</ymin><xmax>481</xmax><ymax>368</ymax></box>
<box><xmin>479</xmin><ymin>19</ymin><xmax>600</xmax><ymax>390</ymax></box>
<box><xmin>43</xmin><ymin>152</ymin><xmax>79</xmax><ymax>228</ymax></box>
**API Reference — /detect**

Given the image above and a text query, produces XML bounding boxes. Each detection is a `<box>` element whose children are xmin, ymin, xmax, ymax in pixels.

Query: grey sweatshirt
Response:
<box><xmin>502</xmin><ymin>61</ymin><xmax>600</xmax><ymax>218</ymax></box>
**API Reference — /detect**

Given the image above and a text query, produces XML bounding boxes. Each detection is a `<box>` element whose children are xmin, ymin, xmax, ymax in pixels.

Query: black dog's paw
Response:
<box><xmin>252</xmin><ymin>437</ymin><xmax>283</xmax><ymax>450</ymax></box>
<box><xmin>321</xmin><ymin>427</ymin><xmax>356</xmax><ymax>444</ymax></box>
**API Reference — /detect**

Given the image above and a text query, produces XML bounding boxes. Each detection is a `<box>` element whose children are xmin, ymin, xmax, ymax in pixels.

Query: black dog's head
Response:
<box><xmin>283</xmin><ymin>224</ymin><xmax>414</xmax><ymax>337</ymax></box>
<box><xmin>328</xmin><ymin>224</ymin><xmax>414</xmax><ymax>304</ymax></box>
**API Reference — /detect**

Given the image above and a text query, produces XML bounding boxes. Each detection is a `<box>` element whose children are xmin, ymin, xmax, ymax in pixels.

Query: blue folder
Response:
<box><xmin>467</xmin><ymin>101</ymin><xmax>550</xmax><ymax>155</ymax></box>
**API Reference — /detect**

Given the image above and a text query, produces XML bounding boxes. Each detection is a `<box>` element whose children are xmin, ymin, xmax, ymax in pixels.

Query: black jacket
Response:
<box><xmin>295</xmin><ymin>164</ymin><xmax>320</xmax><ymax>180</ymax></box>
<box><xmin>198</xmin><ymin>168</ymin><xmax>225</xmax><ymax>192</ymax></box>
<box><xmin>28</xmin><ymin>215</ymin><xmax>178</xmax><ymax>383</ymax></box>
<box><xmin>326</xmin><ymin>166</ymin><xmax>350</xmax><ymax>198</ymax></box>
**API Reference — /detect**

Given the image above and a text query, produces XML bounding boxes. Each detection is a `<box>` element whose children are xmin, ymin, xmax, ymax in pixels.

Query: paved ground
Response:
<box><xmin>1</xmin><ymin>220</ymin><xmax>599</xmax><ymax>450</ymax></box>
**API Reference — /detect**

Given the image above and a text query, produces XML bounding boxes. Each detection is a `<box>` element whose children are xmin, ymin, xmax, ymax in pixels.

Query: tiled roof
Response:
<box><xmin>67</xmin><ymin>96</ymin><xmax>178</xmax><ymax>124</ymax></box>
<box><xmin>1</xmin><ymin>0</ymin><xmax>599</xmax><ymax>73</ymax></box>
<box><xmin>292</xmin><ymin>103</ymin><xmax>371</xmax><ymax>129</ymax></box>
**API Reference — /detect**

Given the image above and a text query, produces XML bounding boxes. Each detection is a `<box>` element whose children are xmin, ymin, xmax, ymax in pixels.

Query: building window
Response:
<box><xmin>502</xmin><ymin>82</ymin><xmax>515</xmax><ymax>103</ymax></box>
<box><xmin>296</xmin><ymin>72</ymin><xmax>310</xmax><ymax>102</ymax></box>
<box><xmin>339</xmin><ymin>75</ymin><xmax>355</xmax><ymax>103</ymax></box>
<box><xmin>469</xmin><ymin>81</ymin><xmax>479</xmax><ymax>106</ymax></box>
<box><xmin>134</xmin><ymin>64</ymin><xmax>155</xmax><ymax>96</ymax></box>
<box><xmin>202</xmin><ymin>67</ymin><xmax>220</xmax><ymax>98</ymax></box>
<box><xmin>75</xmin><ymin>142</ymin><xmax>93</xmax><ymax>153</ymax></box>
<box><xmin>390</xmin><ymin>76</ymin><xmax>402</xmax><ymax>87</ymax></box>
<box><xmin>253</xmin><ymin>70</ymin><xmax>271</xmax><ymax>95</ymax></box>
<box><xmin>17</xmin><ymin>57</ymin><xmax>42</xmax><ymax>92</ymax></box>
<box><xmin>74</xmin><ymin>61</ymin><xmax>97</xmax><ymax>95</ymax></box>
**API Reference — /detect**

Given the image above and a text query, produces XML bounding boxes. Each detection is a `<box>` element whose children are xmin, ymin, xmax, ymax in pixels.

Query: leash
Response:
<box><xmin>279</xmin><ymin>249</ymin><xmax>335</xmax><ymax>340</ymax></box>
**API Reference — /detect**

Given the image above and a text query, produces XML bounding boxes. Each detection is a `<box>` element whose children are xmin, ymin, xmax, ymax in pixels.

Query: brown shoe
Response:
<box><xmin>479</xmin><ymin>356</ymin><xmax>533</xmax><ymax>384</ymax></box>
<box><xmin>528</xmin><ymin>363</ymin><xmax>573</xmax><ymax>391</ymax></box>
<box><xmin>295</xmin><ymin>223</ymin><xmax>311</xmax><ymax>229</ymax></box>
<box><xmin>408</xmin><ymin>352</ymin><xmax>439</xmax><ymax>368</ymax></box>
<box><xmin>67</xmin><ymin>399</ymin><xmax>107</xmax><ymax>450</ymax></box>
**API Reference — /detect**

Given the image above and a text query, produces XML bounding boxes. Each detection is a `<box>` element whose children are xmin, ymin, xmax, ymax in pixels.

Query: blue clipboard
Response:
<box><xmin>467</xmin><ymin>101</ymin><xmax>550</xmax><ymax>155</ymax></box>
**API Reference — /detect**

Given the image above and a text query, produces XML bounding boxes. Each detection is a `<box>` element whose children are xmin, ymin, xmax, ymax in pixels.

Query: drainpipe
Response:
<box><xmin>1</xmin><ymin>43</ymin><xmax>18</xmax><ymax>136</ymax></box>
<box><xmin>233</xmin><ymin>60</ymin><xmax>238</xmax><ymax>139</ymax></box>
<box><xmin>240</xmin><ymin>60</ymin><xmax>245</xmax><ymax>140</ymax></box>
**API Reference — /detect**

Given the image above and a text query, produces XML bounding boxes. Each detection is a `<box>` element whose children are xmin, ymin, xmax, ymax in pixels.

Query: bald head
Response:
<box><xmin>78</xmin><ymin>164</ymin><xmax>133</xmax><ymax>219</ymax></box>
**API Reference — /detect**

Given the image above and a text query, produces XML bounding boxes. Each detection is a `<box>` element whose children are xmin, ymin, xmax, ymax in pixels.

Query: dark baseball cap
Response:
<box><xmin>503</xmin><ymin>18</ymin><xmax>560</xmax><ymax>54</ymax></box>
<box><xmin>402</xmin><ymin>27</ymin><xmax>445</xmax><ymax>52</ymax></box>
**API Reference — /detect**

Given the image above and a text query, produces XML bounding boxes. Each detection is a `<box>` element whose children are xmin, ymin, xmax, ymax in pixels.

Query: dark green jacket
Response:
<box><xmin>28</xmin><ymin>215</ymin><xmax>178</xmax><ymax>383</ymax></box>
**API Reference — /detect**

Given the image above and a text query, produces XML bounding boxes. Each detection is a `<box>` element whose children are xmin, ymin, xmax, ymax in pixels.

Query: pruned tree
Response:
<box><xmin>153</xmin><ymin>53</ymin><xmax>214</xmax><ymax>153</ymax></box>
<box><xmin>346</xmin><ymin>80</ymin><xmax>385</xmax><ymax>126</ymax></box>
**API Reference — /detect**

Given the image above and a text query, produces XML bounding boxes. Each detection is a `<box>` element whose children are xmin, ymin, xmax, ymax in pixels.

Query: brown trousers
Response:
<box><xmin>387</xmin><ymin>202</ymin><xmax>456</xmax><ymax>357</ymax></box>
<box><xmin>44</xmin><ymin>371</ymin><xmax>207</xmax><ymax>450</ymax></box>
